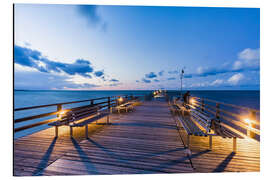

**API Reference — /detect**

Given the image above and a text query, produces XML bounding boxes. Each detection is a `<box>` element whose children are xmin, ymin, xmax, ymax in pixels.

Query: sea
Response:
<box><xmin>14</xmin><ymin>90</ymin><xmax>260</xmax><ymax>139</ymax></box>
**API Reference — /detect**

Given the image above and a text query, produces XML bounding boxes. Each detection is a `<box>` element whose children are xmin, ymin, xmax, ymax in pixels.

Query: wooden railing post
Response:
<box><xmin>215</xmin><ymin>103</ymin><xmax>220</xmax><ymax>120</ymax></box>
<box><xmin>57</xmin><ymin>104</ymin><xmax>62</xmax><ymax>118</ymax></box>
<box><xmin>248</xmin><ymin>110</ymin><xmax>256</xmax><ymax>138</ymax></box>
<box><xmin>108</xmin><ymin>97</ymin><xmax>111</xmax><ymax>110</ymax></box>
<box><xmin>201</xmin><ymin>98</ymin><xmax>205</xmax><ymax>112</ymax></box>
<box><xmin>90</xmin><ymin>100</ymin><xmax>94</xmax><ymax>106</ymax></box>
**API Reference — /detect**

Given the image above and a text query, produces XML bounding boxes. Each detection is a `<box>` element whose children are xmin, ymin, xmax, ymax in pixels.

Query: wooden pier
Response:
<box><xmin>14</xmin><ymin>100</ymin><xmax>260</xmax><ymax>176</ymax></box>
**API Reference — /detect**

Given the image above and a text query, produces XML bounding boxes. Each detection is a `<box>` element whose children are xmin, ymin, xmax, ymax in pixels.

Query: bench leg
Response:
<box><xmin>107</xmin><ymin>115</ymin><xmax>110</xmax><ymax>124</ymax></box>
<box><xmin>209</xmin><ymin>135</ymin><xmax>212</xmax><ymax>150</ymax></box>
<box><xmin>55</xmin><ymin>126</ymin><xmax>58</xmax><ymax>137</ymax></box>
<box><xmin>233</xmin><ymin>137</ymin><xmax>237</xmax><ymax>152</ymax></box>
<box><xmin>70</xmin><ymin>127</ymin><xmax>73</xmax><ymax>138</ymax></box>
<box><xmin>85</xmin><ymin>125</ymin><xmax>88</xmax><ymax>138</ymax></box>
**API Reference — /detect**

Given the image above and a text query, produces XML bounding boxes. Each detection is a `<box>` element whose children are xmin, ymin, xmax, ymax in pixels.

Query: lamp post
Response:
<box><xmin>180</xmin><ymin>68</ymin><xmax>184</xmax><ymax>98</ymax></box>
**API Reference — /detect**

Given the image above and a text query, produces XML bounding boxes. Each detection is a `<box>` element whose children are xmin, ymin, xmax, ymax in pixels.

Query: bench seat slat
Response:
<box><xmin>70</xmin><ymin>112</ymin><xmax>109</xmax><ymax>127</ymax></box>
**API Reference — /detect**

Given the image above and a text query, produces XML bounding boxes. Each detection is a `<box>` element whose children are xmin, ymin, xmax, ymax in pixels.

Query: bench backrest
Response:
<box><xmin>59</xmin><ymin>105</ymin><xmax>100</xmax><ymax>125</ymax></box>
<box><xmin>190</xmin><ymin>109</ymin><xmax>213</xmax><ymax>132</ymax></box>
<box><xmin>174</xmin><ymin>102</ymin><xmax>212</xmax><ymax>133</ymax></box>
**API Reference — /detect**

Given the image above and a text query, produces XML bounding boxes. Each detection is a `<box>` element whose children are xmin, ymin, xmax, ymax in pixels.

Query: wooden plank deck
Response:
<box><xmin>14</xmin><ymin>100</ymin><xmax>194</xmax><ymax>176</ymax></box>
<box><xmin>14</xmin><ymin>100</ymin><xmax>260</xmax><ymax>176</ymax></box>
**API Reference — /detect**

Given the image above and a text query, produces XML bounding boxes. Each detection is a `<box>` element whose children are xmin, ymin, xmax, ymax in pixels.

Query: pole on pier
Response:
<box><xmin>180</xmin><ymin>68</ymin><xmax>184</xmax><ymax>98</ymax></box>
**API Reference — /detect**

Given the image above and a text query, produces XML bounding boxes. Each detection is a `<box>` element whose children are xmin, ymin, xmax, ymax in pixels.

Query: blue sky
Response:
<box><xmin>14</xmin><ymin>4</ymin><xmax>260</xmax><ymax>90</ymax></box>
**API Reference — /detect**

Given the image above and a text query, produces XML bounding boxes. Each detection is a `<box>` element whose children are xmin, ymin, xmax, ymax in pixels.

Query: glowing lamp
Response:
<box><xmin>118</xmin><ymin>97</ymin><xmax>123</xmax><ymax>102</ymax></box>
<box><xmin>59</xmin><ymin>110</ymin><xmax>66</xmax><ymax>119</ymax></box>
<box><xmin>244</xmin><ymin>118</ymin><xmax>251</xmax><ymax>125</ymax></box>
<box><xmin>190</xmin><ymin>98</ymin><xmax>196</xmax><ymax>105</ymax></box>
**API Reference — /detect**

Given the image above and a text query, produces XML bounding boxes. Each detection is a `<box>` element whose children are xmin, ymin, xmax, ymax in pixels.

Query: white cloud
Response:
<box><xmin>233</xmin><ymin>48</ymin><xmax>260</xmax><ymax>70</ymax></box>
<box><xmin>238</xmin><ymin>48</ymin><xmax>260</xmax><ymax>61</ymax></box>
<box><xmin>233</xmin><ymin>60</ymin><xmax>243</xmax><ymax>70</ymax></box>
<box><xmin>197</xmin><ymin>67</ymin><xmax>204</xmax><ymax>74</ymax></box>
<box><xmin>211</xmin><ymin>79</ymin><xmax>224</xmax><ymax>86</ymax></box>
<box><xmin>14</xmin><ymin>63</ymin><xmax>38</xmax><ymax>72</ymax></box>
<box><xmin>228</xmin><ymin>73</ymin><xmax>244</xmax><ymax>85</ymax></box>
<box><xmin>190</xmin><ymin>82</ymin><xmax>209</xmax><ymax>88</ymax></box>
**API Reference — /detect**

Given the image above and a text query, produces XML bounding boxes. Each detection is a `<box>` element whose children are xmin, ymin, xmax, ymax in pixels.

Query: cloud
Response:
<box><xmin>233</xmin><ymin>48</ymin><xmax>260</xmax><ymax>70</ymax></box>
<box><xmin>76</xmin><ymin>5</ymin><xmax>101</xmax><ymax>26</ymax></box>
<box><xmin>110</xmin><ymin>78</ymin><xmax>119</xmax><ymax>82</ymax></box>
<box><xmin>158</xmin><ymin>70</ymin><xmax>164</xmax><ymax>76</ymax></box>
<box><xmin>108</xmin><ymin>83</ymin><xmax>122</xmax><ymax>87</ymax></box>
<box><xmin>76</xmin><ymin>5</ymin><xmax>107</xmax><ymax>31</ymax></box>
<box><xmin>145</xmin><ymin>72</ymin><xmax>157</xmax><ymax>79</ymax></box>
<box><xmin>211</xmin><ymin>79</ymin><xmax>224</xmax><ymax>86</ymax></box>
<box><xmin>168</xmin><ymin>70</ymin><xmax>178</xmax><ymax>74</ymax></box>
<box><xmin>24</xmin><ymin>42</ymin><xmax>31</xmax><ymax>47</ymax></box>
<box><xmin>228</xmin><ymin>73</ymin><xmax>244</xmax><ymax>85</ymax></box>
<box><xmin>238</xmin><ymin>48</ymin><xmax>260</xmax><ymax>61</ymax></box>
<box><xmin>14</xmin><ymin>70</ymin><xmax>99</xmax><ymax>90</ymax></box>
<box><xmin>183</xmin><ymin>48</ymin><xmax>259</xmax><ymax>79</ymax></box>
<box><xmin>142</xmin><ymin>78</ymin><xmax>151</xmax><ymax>83</ymax></box>
<box><xmin>167</xmin><ymin>77</ymin><xmax>176</xmax><ymax>80</ymax></box>
<box><xmin>94</xmin><ymin>70</ymin><xmax>104</xmax><ymax>77</ymax></box>
<box><xmin>14</xmin><ymin>45</ymin><xmax>94</xmax><ymax>78</ymax></box>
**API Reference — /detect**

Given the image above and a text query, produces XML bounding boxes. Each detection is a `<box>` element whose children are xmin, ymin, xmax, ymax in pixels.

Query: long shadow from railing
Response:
<box><xmin>86</xmin><ymin>138</ymin><xmax>211</xmax><ymax>172</ymax></box>
<box><xmin>147</xmin><ymin>149</ymin><xmax>211</xmax><ymax>172</ymax></box>
<box><xmin>88</xmin><ymin>137</ymin><xmax>186</xmax><ymax>160</ymax></box>
<box><xmin>33</xmin><ymin>137</ymin><xmax>57</xmax><ymax>175</ymax></box>
<box><xmin>212</xmin><ymin>152</ymin><xmax>236</xmax><ymax>172</ymax></box>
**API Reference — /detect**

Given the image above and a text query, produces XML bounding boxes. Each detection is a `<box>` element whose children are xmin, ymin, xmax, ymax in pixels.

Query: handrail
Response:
<box><xmin>14</xmin><ymin>95</ymin><xmax>135</xmax><ymax>133</ymax></box>
<box><xmin>14</xmin><ymin>96</ymin><xmax>119</xmax><ymax>111</ymax></box>
<box><xmin>193</xmin><ymin>96</ymin><xmax>259</xmax><ymax>113</ymax></box>
<box><xmin>172</xmin><ymin>95</ymin><xmax>260</xmax><ymax>141</ymax></box>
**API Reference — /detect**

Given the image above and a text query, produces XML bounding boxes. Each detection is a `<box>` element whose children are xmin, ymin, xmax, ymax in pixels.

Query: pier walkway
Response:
<box><xmin>14</xmin><ymin>100</ymin><xmax>260</xmax><ymax>176</ymax></box>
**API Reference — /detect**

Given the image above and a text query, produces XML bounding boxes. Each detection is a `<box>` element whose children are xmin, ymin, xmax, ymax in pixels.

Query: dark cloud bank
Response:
<box><xmin>14</xmin><ymin>45</ymin><xmax>94</xmax><ymax>78</ymax></box>
<box><xmin>14</xmin><ymin>45</ymin><xmax>120</xmax><ymax>89</ymax></box>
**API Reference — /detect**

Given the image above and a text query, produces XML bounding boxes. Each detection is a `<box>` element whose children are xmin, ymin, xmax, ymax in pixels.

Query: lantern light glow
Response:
<box><xmin>244</xmin><ymin>118</ymin><xmax>251</xmax><ymax>125</ymax></box>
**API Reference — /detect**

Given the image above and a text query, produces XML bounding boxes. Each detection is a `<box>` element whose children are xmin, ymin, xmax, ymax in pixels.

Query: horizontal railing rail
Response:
<box><xmin>14</xmin><ymin>95</ymin><xmax>136</xmax><ymax>133</ymax></box>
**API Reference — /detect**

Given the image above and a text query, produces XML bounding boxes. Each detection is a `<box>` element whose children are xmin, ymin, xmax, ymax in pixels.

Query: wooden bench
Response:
<box><xmin>111</xmin><ymin>102</ymin><xmax>134</xmax><ymax>113</ymax></box>
<box><xmin>171</xmin><ymin>104</ymin><xmax>207</xmax><ymax>148</ymax></box>
<box><xmin>171</xmin><ymin>103</ymin><xmax>243</xmax><ymax>152</ymax></box>
<box><xmin>48</xmin><ymin>105</ymin><xmax>110</xmax><ymax>138</ymax></box>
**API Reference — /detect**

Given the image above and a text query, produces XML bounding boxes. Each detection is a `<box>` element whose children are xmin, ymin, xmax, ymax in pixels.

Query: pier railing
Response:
<box><xmin>169</xmin><ymin>93</ymin><xmax>260</xmax><ymax>141</ymax></box>
<box><xmin>14</xmin><ymin>95</ymin><xmax>137</xmax><ymax>134</ymax></box>
<box><xmin>187</xmin><ymin>96</ymin><xmax>260</xmax><ymax>140</ymax></box>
